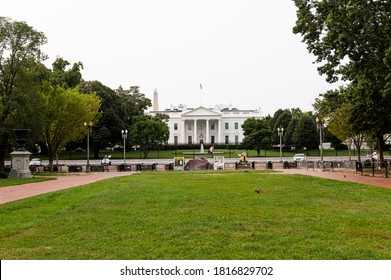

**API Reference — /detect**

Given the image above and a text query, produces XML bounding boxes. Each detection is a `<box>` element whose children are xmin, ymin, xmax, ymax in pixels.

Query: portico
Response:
<box><xmin>178</xmin><ymin>107</ymin><xmax>222</xmax><ymax>144</ymax></box>
<box><xmin>180</xmin><ymin>118</ymin><xmax>222</xmax><ymax>144</ymax></box>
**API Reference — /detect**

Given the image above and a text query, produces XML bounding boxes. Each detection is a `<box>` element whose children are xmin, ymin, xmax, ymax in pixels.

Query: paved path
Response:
<box><xmin>1</xmin><ymin>169</ymin><xmax>390</xmax><ymax>205</ymax></box>
<box><xmin>0</xmin><ymin>172</ymin><xmax>133</xmax><ymax>205</ymax></box>
<box><xmin>280</xmin><ymin>169</ymin><xmax>391</xmax><ymax>189</ymax></box>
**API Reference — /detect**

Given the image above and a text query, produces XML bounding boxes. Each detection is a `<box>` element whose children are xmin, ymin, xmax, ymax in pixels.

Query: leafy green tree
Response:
<box><xmin>49</xmin><ymin>57</ymin><xmax>83</xmax><ymax>88</ymax></box>
<box><xmin>270</xmin><ymin>109</ymin><xmax>293</xmax><ymax>144</ymax></box>
<box><xmin>79</xmin><ymin>81</ymin><xmax>126</xmax><ymax>158</ymax></box>
<box><xmin>116</xmin><ymin>86</ymin><xmax>152</xmax><ymax>124</ymax></box>
<box><xmin>39</xmin><ymin>82</ymin><xmax>101</xmax><ymax>168</ymax></box>
<box><xmin>293</xmin><ymin>0</ymin><xmax>391</xmax><ymax>160</ymax></box>
<box><xmin>314</xmin><ymin>86</ymin><xmax>366</xmax><ymax>160</ymax></box>
<box><xmin>242</xmin><ymin>117</ymin><xmax>272</xmax><ymax>156</ymax></box>
<box><xmin>284</xmin><ymin>117</ymin><xmax>299</xmax><ymax>149</ymax></box>
<box><xmin>0</xmin><ymin>17</ymin><xmax>47</xmax><ymax>171</ymax></box>
<box><xmin>323</xmin><ymin>127</ymin><xmax>345</xmax><ymax>150</ymax></box>
<box><xmin>292</xmin><ymin>113</ymin><xmax>318</xmax><ymax>151</ymax></box>
<box><xmin>130</xmin><ymin>114</ymin><xmax>169</xmax><ymax>159</ymax></box>
<box><xmin>270</xmin><ymin>108</ymin><xmax>302</xmax><ymax>150</ymax></box>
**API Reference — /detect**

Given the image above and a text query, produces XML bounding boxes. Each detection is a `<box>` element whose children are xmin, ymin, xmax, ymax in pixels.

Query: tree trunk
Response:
<box><xmin>93</xmin><ymin>146</ymin><xmax>100</xmax><ymax>159</ymax></box>
<box><xmin>356</xmin><ymin>145</ymin><xmax>361</xmax><ymax>162</ymax></box>
<box><xmin>353</xmin><ymin>138</ymin><xmax>361</xmax><ymax>162</ymax></box>
<box><xmin>0</xmin><ymin>135</ymin><xmax>10</xmax><ymax>172</ymax></box>
<box><xmin>48</xmin><ymin>149</ymin><xmax>55</xmax><ymax>172</ymax></box>
<box><xmin>348</xmin><ymin>139</ymin><xmax>352</xmax><ymax>161</ymax></box>
<box><xmin>376</xmin><ymin>133</ymin><xmax>385</xmax><ymax>161</ymax></box>
<box><xmin>0</xmin><ymin>144</ymin><xmax>6</xmax><ymax>172</ymax></box>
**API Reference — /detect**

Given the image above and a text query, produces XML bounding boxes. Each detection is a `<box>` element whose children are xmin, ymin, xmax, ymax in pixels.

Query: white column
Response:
<box><xmin>206</xmin><ymin>119</ymin><xmax>210</xmax><ymax>144</ymax></box>
<box><xmin>181</xmin><ymin>120</ymin><xmax>186</xmax><ymax>144</ymax></box>
<box><xmin>193</xmin><ymin>119</ymin><xmax>197</xmax><ymax>143</ymax></box>
<box><xmin>218</xmin><ymin>119</ymin><xmax>222</xmax><ymax>143</ymax></box>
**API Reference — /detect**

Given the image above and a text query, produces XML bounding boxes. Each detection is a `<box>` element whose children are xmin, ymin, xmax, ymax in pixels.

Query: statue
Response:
<box><xmin>238</xmin><ymin>152</ymin><xmax>247</xmax><ymax>163</ymax></box>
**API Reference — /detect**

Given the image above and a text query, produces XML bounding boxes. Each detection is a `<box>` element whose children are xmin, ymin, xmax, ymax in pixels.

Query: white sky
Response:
<box><xmin>3</xmin><ymin>0</ymin><xmax>341</xmax><ymax>116</ymax></box>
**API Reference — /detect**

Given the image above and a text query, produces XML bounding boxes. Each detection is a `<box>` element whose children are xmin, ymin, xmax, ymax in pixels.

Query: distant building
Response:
<box><xmin>151</xmin><ymin>96</ymin><xmax>262</xmax><ymax>145</ymax></box>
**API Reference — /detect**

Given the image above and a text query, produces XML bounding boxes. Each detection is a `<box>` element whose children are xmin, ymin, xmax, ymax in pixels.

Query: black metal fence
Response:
<box><xmin>288</xmin><ymin>160</ymin><xmax>390</xmax><ymax>178</ymax></box>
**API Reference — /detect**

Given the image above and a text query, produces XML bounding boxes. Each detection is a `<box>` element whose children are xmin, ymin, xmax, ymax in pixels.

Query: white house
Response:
<box><xmin>152</xmin><ymin>103</ymin><xmax>263</xmax><ymax>145</ymax></box>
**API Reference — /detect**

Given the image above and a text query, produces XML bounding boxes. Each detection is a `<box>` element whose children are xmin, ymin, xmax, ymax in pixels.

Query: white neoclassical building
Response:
<box><xmin>152</xmin><ymin>103</ymin><xmax>263</xmax><ymax>145</ymax></box>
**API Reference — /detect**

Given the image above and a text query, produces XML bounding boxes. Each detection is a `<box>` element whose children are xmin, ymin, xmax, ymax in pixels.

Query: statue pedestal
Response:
<box><xmin>10</xmin><ymin>150</ymin><xmax>32</xmax><ymax>179</ymax></box>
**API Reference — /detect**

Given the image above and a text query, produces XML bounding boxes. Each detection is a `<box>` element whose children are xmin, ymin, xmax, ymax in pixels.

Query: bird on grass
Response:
<box><xmin>255</xmin><ymin>188</ymin><xmax>263</xmax><ymax>193</ymax></box>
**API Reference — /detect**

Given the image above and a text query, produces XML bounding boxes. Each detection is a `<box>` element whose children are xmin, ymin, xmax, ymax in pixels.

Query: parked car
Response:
<box><xmin>29</xmin><ymin>158</ymin><xmax>43</xmax><ymax>166</ymax></box>
<box><xmin>293</xmin><ymin>153</ymin><xmax>306</xmax><ymax>161</ymax></box>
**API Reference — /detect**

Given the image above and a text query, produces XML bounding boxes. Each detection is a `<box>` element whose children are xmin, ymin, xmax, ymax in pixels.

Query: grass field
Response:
<box><xmin>1</xmin><ymin>171</ymin><xmax>391</xmax><ymax>260</ymax></box>
<box><xmin>0</xmin><ymin>177</ymin><xmax>55</xmax><ymax>188</ymax></box>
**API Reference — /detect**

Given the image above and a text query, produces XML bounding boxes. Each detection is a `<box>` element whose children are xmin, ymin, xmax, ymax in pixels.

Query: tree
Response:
<box><xmin>327</xmin><ymin>103</ymin><xmax>365</xmax><ymax>160</ymax></box>
<box><xmin>292</xmin><ymin>113</ymin><xmax>318</xmax><ymax>150</ymax></box>
<box><xmin>270</xmin><ymin>109</ymin><xmax>293</xmax><ymax>144</ymax></box>
<box><xmin>323</xmin><ymin>127</ymin><xmax>345</xmax><ymax>150</ymax></box>
<box><xmin>313</xmin><ymin>86</ymin><xmax>365</xmax><ymax>160</ymax></box>
<box><xmin>39</xmin><ymin>82</ymin><xmax>101</xmax><ymax>168</ymax></box>
<box><xmin>270</xmin><ymin>108</ymin><xmax>302</xmax><ymax>149</ymax></box>
<box><xmin>116</xmin><ymin>86</ymin><xmax>152</xmax><ymax>124</ymax></box>
<box><xmin>130</xmin><ymin>114</ymin><xmax>169</xmax><ymax>159</ymax></box>
<box><xmin>284</xmin><ymin>117</ymin><xmax>299</xmax><ymax>149</ymax></box>
<box><xmin>241</xmin><ymin>117</ymin><xmax>272</xmax><ymax>156</ymax></box>
<box><xmin>79</xmin><ymin>81</ymin><xmax>126</xmax><ymax>158</ymax></box>
<box><xmin>49</xmin><ymin>57</ymin><xmax>83</xmax><ymax>88</ymax></box>
<box><xmin>0</xmin><ymin>17</ymin><xmax>47</xmax><ymax>171</ymax></box>
<box><xmin>293</xmin><ymin>0</ymin><xmax>391</xmax><ymax>160</ymax></box>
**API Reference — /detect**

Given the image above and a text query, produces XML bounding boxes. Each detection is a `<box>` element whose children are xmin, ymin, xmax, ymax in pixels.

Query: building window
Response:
<box><xmin>174</xmin><ymin>123</ymin><xmax>178</xmax><ymax>130</ymax></box>
<box><xmin>225</xmin><ymin>135</ymin><xmax>229</xmax><ymax>144</ymax></box>
<box><xmin>235</xmin><ymin>135</ymin><xmax>239</xmax><ymax>144</ymax></box>
<box><xmin>188</xmin><ymin>124</ymin><xmax>192</xmax><ymax>131</ymax></box>
<box><xmin>211</xmin><ymin>123</ymin><xmax>215</xmax><ymax>130</ymax></box>
<box><xmin>174</xmin><ymin>136</ymin><xmax>178</xmax><ymax>145</ymax></box>
<box><xmin>235</xmin><ymin>122</ymin><xmax>238</xmax><ymax>130</ymax></box>
<box><xmin>225</xmin><ymin>123</ymin><xmax>229</xmax><ymax>130</ymax></box>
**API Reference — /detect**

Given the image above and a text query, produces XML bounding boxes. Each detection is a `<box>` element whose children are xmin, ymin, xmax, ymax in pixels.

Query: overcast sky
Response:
<box><xmin>3</xmin><ymin>0</ymin><xmax>341</xmax><ymax>116</ymax></box>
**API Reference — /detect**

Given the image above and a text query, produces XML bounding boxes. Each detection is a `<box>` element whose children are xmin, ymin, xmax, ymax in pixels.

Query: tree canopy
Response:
<box><xmin>130</xmin><ymin>114</ymin><xmax>169</xmax><ymax>159</ymax></box>
<box><xmin>293</xmin><ymin>0</ymin><xmax>391</xmax><ymax>160</ymax></box>
<box><xmin>0</xmin><ymin>16</ymin><xmax>47</xmax><ymax>171</ymax></box>
<box><xmin>39</xmin><ymin>82</ymin><xmax>101</xmax><ymax>167</ymax></box>
<box><xmin>242</xmin><ymin>117</ymin><xmax>273</xmax><ymax>156</ymax></box>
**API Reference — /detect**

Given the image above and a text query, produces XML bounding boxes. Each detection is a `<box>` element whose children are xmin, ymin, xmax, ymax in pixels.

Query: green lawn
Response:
<box><xmin>1</xmin><ymin>171</ymin><xmax>390</xmax><ymax>260</ymax></box>
<box><xmin>0</xmin><ymin>177</ymin><xmax>55</xmax><ymax>188</ymax></box>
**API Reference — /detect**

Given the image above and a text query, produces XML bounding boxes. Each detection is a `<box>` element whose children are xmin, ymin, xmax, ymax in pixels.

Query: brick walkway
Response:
<box><xmin>0</xmin><ymin>172</ymin><xmax>133</xmax><ymax>205</ymax></box>
<box><xmin>280</xmin><ymin>169</ymin><xmax>391</xmax><ymax>189</ymax></box>
<box><xmin>1</xmin><ymin>169</ymin><xmax>390</xmax><ymax>205</ymax></box>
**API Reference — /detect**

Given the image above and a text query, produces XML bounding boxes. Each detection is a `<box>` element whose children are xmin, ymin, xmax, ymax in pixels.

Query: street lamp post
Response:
<box><xmin>316</xmin><ymin>117</ymin><xmax>324</xmax><ymax>164</ymax></box>
<box><xmin>84</xmin><ymin>122</ymin><xmax>92</xmax><ymax>173</ymax></box>
<box><xmin>121</xmin><ymin>129</ymin><xmax>128</xmax><ymax>164</ymax></box>
<box><xmin>277</xmin><ymin>126</ymin><xmax>284</xmax><ymax>162</ymax></box>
